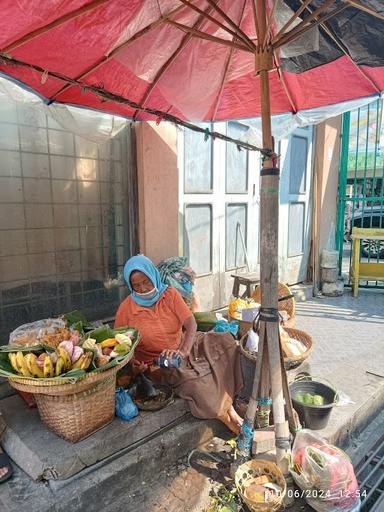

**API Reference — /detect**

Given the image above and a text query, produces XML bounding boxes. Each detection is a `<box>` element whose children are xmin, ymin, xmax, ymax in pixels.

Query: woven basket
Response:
<box><xmin>34</xmin><ymin>375</ymin><xmax>116</xmax><ymax>442</ymax></box>
<box><xmin>235</xmin><ymin>459</ymin><xmax>286</xmax><ymax>512</ymax></box>
<box><xmin>239</xmin><ymin>327</ymin><xmax>313</xmax><ymax>371</ymax></box>
<box><xmin>252</xmin><ymin>282</ymin><xmax>296</xmax><ymax>327</ymax></box>
<box><xmin>9</xmin><ymin>356</ymin><xmax>132</xmax><ymax>442</ymax></box>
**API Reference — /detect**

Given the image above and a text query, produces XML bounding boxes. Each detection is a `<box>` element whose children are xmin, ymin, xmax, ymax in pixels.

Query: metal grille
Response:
<box><xmin>355</xmin><ymin>434</ymin><xmax>384</xmax><ymax>511</ymax></box>
<box><xmin>336</xmin><ymin>99</ymin><xmax>384</xmax><ymax>287</ymax></box>
<box><xmin>0</xmin><ymin>102</ymin><xmax>138</xmax><ymax>340</ymax></box>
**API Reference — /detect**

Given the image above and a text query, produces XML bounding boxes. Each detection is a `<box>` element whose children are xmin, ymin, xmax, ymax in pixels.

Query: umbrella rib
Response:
<box><xmin>263</xmin><ymin>0</ymin><xmax>280</xmax><ymax>48</ymax></box>
<box><xmin>275</xmin><ymin>64</ymin><xmax>297</xmax><ymax>113</ymax></box>
<box><xmin>132</xmin><ymin>0</ymin><xmax>220</xmax><ymax>119</ymax></box>
<box><xmin>212</xmin><ymin>0</ymin><xmax>248</xmax><ymax>120</ymax></box>
<box><xmin>344</xmin><ymin>0</ymin><xmax>384</xmax><ymax>21</ymax></box>
<box><xmin>300</xmin><ymin>1</ymin><xmax>381</xmax><ymax>93</ymax></box>
<box><xmin>0</xmin><ymin>53</ymin><xmax>269</xmax><ymax>153</ymax></box>
<box><xmin>2</xmin><ymin>0</ymin><xmax>109</xmax><ymax>53</ymax></box>
<box><xmin>274</xmin><ymin>4</ymin><xmax>349</xmax><ymax>50</ymax></box>
<box><xmin>166</xmin><ymin>19</ymin><xmax>251</xmax><ymax>52</ymax></box>
<box><xmin>251</xmin><ymin>0</ymin><xmax>261</xmax><ymax>45</ymax></box>
<box><xmin>273</xmin><ymin>0</ymin><xmax>337</xmax><ymax>47</ymax></box>
<box><xmin>203</xmin><ymin>0</ymin><xmax>256</xmax><ymax>50</ymax></box>
<box><xmin>48</xmin><ymin>4</ymin><xmax>187</xmax><ymax>101</ymax></box>
<box><xmin>176</xmin><ymin>0</ymin><xmax>255</xmax><ymax>51</ymax></box>
<box><xmin>275</xmin><ymin>0</ymin><xmax>314</xmax><ymax>39</ymax></box>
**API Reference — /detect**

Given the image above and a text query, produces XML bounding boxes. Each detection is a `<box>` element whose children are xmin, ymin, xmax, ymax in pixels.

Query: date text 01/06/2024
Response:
<box><xmin>265</xmin><ymin>489</ymin><xmax>367</xmax><ymax>499</ymax></box>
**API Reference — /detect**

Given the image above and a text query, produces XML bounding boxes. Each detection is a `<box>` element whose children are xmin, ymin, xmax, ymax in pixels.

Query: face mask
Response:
<box><xmin>133</xmin><ymin>287</ymin><xmax>158</xmax><ymax>301</ymax></box>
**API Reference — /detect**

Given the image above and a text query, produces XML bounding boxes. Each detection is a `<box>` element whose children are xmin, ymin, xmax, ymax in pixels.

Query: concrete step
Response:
<box><xmin>0</xmin><ymin>413</ymin><xmax>226</xmax><ymax>512</ymax></box>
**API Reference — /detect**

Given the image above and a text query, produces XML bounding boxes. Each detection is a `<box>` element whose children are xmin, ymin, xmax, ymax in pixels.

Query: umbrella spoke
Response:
<box><xmin>133</xmin><ymin>0</ymin><xmax>221</xmax><ymax>118</ymax></box>
<box><xmin>298</xmin><ymin>0</ymin><xmax>381</xmax><ymax>93</ymax></box>
<box><xmin>203</xmin><ymin>0</ymin><xmax>256</xmax><ymax>50</ymax></box>
<box><xmin>274</xmin><ymin>3</ymin><xmax>348</xmax><ymax>50</ymax></box>
<box><xmin>344</xmin><ymin>0</ymin><xmax>384</xmax><ymax>21</ymax></box>
<box><xmin>273</xmin><ymin>0</ymin><xmax>337</xmax><ymax>47</ymax></box>
<box><xmin>2</xmin><ymin>0</ymin><xmax>109</xmax><ymax>53</ymax></box>
<box><xmin>212</xmin><ymin>0</ymin><xmax>248</xmax><ymax>120</ymax></box>
<box><xmin>251</xmin><ymin>0</ymin><xmax>261</xmax><ymax>46</ymax></box>
<box><xmin>263</xmin><ymin>0</ymin><xmax>280</xmax><ymax>47</ymax></box>
<box><xmin>49</xmin><ymin>4</ymin><xmax>187</xmax><ymax>101</ymax></box>
<box><xmin>166</xmin><ymin>19</ymin><xmax>251</xmax><ymax>52</ymax></box>
<box><xmin>176</xmin><ymin>0</ymin><xmax>255</xmax><ymax>51</ymax></box>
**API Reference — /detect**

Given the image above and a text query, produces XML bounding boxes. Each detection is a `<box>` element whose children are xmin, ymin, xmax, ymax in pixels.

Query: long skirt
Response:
<box><xmin>153</xmin><ymin>331</ymin><xmax>244</xmax><ymax>419</ymax></box>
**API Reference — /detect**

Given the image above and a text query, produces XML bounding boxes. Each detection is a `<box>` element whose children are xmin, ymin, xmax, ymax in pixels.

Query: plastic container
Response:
<box><xmin>289</xmin><ymin>379</ymin><xmax>337</xmax><ymax>430</ymax></box>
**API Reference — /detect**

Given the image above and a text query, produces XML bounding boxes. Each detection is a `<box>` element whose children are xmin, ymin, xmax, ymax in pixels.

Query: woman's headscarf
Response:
<box><xmin>123</xmin><ymin>254</ymin><xmax>168</xmax><ymax>306</ymax></box>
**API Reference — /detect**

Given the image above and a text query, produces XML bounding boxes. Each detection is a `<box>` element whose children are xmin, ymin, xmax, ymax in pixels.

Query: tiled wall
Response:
<box><xmin>0</xmin><ymin>100</ymin><xmax>136</xmax><ymax>339</ymax></box>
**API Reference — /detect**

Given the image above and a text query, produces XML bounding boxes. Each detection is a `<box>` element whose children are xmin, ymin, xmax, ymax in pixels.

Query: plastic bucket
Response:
<box><xmin>289</xmin><ymin>379</ymin><xmax>337</xmax><ymax>430</ymax></box>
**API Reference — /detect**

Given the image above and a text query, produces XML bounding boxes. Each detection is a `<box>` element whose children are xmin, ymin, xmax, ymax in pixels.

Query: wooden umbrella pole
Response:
<box><xmin>256</xmin><ymin>0</ymin><xmax>291</xmax><ymax>474</ymax></box>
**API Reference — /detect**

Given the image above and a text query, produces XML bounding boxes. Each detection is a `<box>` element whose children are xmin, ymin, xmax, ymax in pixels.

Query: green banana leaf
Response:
<box><xmin>64</xmin><ymin>310</ymin><xmax>94</xmax><ymax>333</ymax></box>
<box><xmin>89</xmin><ymin>334</ymin><xmax>140</xmax><ymax>373</ymax></box>
<box><xmin>0</xmin><ymin>344</ymin><xmax>43</xmax><ymax>353</ymax></box>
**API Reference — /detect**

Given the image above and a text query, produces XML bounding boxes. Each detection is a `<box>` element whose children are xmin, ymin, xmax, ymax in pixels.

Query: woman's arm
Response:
<box><xmin>178</xmin><ymin>315</ymin><xmax>197</xmax><ymax>357</ymax></box>
<box><xmin>161</xmin><ymin>314</ymin><xmax>197</xmax><ymax>360</ymax></box>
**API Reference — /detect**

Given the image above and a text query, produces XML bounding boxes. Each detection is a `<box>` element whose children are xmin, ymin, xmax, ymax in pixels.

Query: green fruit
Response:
<box><xmin>303</xmin><ymin>393</ymin><xmax>314</xmax><ymax>405</ymax></box>
<box><xmin>295</xmin><ymin>394</ymin><xmax>304</xmax><ymax>403</ymax></box>
<box><xmin>313</xmin><ymin>394</ymin><xmax>325</xmax><ymax>405</ymax></box>
<box><xmin>114</xmin><ymin>343</ymin><xmax>130</xmax><ymax>356</ymax></box>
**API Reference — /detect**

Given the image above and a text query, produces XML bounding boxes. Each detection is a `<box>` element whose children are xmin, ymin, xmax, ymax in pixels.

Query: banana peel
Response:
<box><xmin>16</xmin><ymin>351</ymin><xmax>32</xmax><ymax>377</ymax></box>
<box><xmin>43</xmin><ymin>355</ymin><xmax>55</xmax><ymax>378</ymax></box>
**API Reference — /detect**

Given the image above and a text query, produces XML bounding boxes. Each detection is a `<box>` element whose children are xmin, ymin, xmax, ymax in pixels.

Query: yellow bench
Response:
<box><xmin>350</xmin><ymin>227</ymin><xmax>384</xmax><ymax>297</ymax></box>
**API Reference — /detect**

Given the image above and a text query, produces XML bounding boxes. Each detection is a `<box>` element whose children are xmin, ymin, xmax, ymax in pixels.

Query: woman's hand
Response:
<box><xmin>161</xmin><ymin>348</ymin><xmax>186</xmax><ymax>359</ymax></box>
<box><xmin>131</xmin><ymin>358</ymin><xmax>148</xmax><ymax>374</ymax></box>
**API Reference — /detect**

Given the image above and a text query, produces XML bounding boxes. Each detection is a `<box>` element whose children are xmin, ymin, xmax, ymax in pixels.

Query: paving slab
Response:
<box><xmin>0</xmin><ymin>393</ymin><xmax>189</xmax><ymax>481</ymax></box>
<box><xmin>291</xmin><ymin>289</ymin><xmax>384</xmax><ymax>447</ymax></box>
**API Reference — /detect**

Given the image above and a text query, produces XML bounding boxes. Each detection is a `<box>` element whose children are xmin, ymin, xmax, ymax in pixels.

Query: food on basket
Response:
<box><xmin>228</xmin><ymin>297</ymin><xmax>258</xmax><ymax>320</ymax></box>
<box><xmin>279</xmin><ymin>326</ymin><xmax>307</xmax><ymax>358</ymax></box>
<box><xmin>9</xmin><ymin>318</ymin><xmax>79</xmax><ymax>349</ymax></box>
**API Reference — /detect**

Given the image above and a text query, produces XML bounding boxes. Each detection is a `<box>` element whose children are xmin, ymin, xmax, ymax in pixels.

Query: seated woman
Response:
<box><xmin>115</xmin><ymin>254</ymin><xmax>243</xmax><ymax>433</ymax></box>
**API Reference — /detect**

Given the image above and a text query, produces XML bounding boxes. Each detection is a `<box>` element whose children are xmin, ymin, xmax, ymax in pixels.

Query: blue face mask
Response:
<box><xmin>133</xmin><ymin>287</ymin><xmax>158</xmax><ymax>302</ymax></box>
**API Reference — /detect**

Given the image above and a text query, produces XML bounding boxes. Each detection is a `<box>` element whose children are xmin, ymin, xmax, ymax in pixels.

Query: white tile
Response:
<box><xmin>48</xmin><ymin>129</ymin><xmax>74</xmax><ymax>156</ymax></box>
<box><xmin>0</xmin><ymin>255</ymin><xmax>29</xmax><ymax>282</ymax></box>
<box><xmin>52</xmin><ymin>180</ymin><xmax>77</xmax><ymax>203</ymax></box>
<box><xmin>0</xmin><ymin>204</ymin><xmax>25</xmax><ymax>229</ymax></box>
<box><xmin>26</xmin><ymin>228</ymin><xmax>55</xmax><ymax>253</ymax></box>
<box><xmin>0</xmin><ymin>229</ymin><xmax>27</xmax><ymax>257</ymax></box>
<box><xmin>0</xmin><ymin>151</ymin><xmax>21</xmax><ymax>177</ymax></box>
<box><xmin>77</xmin><ymin>158</ymin><xmax>98</xmax><ymax>181</ymax></box>
<box><xmin>50</xmin><ymin>155</ymin><xmax>76</xmax><ymax>179</ymax></box>
<box><xmin>75</xmin><ymin>135</ymin><xmax>99</xmax><ymax>158</ymax></box>
<box><xmin>0</xmin><ymin>123</ymin><xmax>19</xmax><ymax>150</ymax></box>
<box><xmin>0</xmin><ymin>177</ymin><xmax>23</xmax><ymax>202</ymax></box>
<box><xmin>17</xmin><ymin>104</ymin><xmax>46</xmax><ymax>127</ymax></box>
<box><xmin>23</xmin><ymin>178</ymin><xmax>52</xmax><ymax>203</ymax></box>
<box><xmin>21</xmin><ymin>153</ymin><xmax>50</xmax><ymax>178</ymax></box>
<box><xmin>19</xmin><ymin>126</ymin><xmax>48</xmax><ymax>153</ymax></box>
<box><xmin>25</xmin><ymin>204</ymin><xmax>53</xmax><ymax>228</ymax></box>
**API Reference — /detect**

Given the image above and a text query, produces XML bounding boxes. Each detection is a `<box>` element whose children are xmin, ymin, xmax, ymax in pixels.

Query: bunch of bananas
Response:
<box><xmin>8</xmin><ymin>349</ymin><xmax>93</xmax><ymax>378</ymax></box>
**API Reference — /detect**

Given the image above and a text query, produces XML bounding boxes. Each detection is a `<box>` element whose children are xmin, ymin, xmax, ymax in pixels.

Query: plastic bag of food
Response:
<box><xmin>9</xmin><ymin>318</ymin><xmax>70</xmax><ymax>348</ymax></box>
<box><xmin>115</xmin><ymin>388</ymin><xmax>139</xmax><ymax>421</ymax></box>
<box><xmin>290</xmin><ymin>429</ymin><xmax>360</xmax><ymax>512</ymax></box>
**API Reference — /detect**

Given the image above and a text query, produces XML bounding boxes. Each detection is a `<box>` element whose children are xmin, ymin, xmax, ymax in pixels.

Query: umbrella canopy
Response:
<box><xmin>0</xmin><ymin>0</ymin><xmax>383</xmax><ymax>123</ymax></box>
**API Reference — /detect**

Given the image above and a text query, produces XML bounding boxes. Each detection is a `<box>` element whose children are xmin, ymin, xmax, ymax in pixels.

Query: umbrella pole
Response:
<box><xmin>256</xmin><ymin>0</ymin><xmax>291</xmax><ymax>475</ymax></box>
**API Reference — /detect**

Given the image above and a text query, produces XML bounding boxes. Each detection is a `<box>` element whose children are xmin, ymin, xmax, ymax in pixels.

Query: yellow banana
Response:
<box><xmin>9</xmin><ymin>353</ymin><xmax>20</xmax><ymax>374</ymax></box>
<box><xmin>71</xmin><ymin>354</ymin><xmax>86</xmax><ymax>369</ymax></box>
<box><xmin>43</xmin><ymin>355</ymin><xmax>54</xmax><ymax>378</ymax></box>
<box><xmin>24</xmin><ymin>353</ymin><xmax>44</xmax><ymax>378</ymax></box>
<box><xmin>16</xmin><ymin>352</ymin><xmax>32</xmax><ymax>377</ymax></box>
<box><xmin>57</xmin><ymin>347</ymin><xmax>72</xmax><ymax>371</ymax></box>
<box><xmin>55</xmin><ymin>356</ymin><xmax>65</xmax><ymax>377</ymax></box>
<box><xmin>80</xmin><ymin>352</ymin><xmax>93</xmax><ymax>371</ymax></box>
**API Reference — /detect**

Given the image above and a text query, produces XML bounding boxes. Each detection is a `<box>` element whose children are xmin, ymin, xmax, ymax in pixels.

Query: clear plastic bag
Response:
<box><xmin>115</xmin><ymin>388</ymin><xmax>139</xmax><ymax>422</ymax></box>
<box><xmin>9</xmin><ymin>318</ymin><xmax>67</xmax><ymax>347</ymax></box>
<box><xmin>290</xmin><ymin>430</ymin><xmax>360</xmax><ymax>512</ymax></box>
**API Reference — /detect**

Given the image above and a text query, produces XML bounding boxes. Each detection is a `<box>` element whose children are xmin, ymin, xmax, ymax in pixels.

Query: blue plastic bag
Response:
<box><xmin>213</xmin><ymin>319</ymin><xmax>239</xmax><ymax>336</ymax></box>
<box><xmin>115</xmin><ymin>388</ymin><xmax>139</xmax><ymax>421</ymax></box>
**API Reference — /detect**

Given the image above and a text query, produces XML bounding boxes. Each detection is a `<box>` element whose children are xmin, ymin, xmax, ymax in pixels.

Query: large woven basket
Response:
<box><xmin>9</xmin><ymin>356</ymin><xmax>132</xmax><ymax>442</ymax></box>
<box><xmin>239</xmin><ymin>327</ymin><xmax>313</xmax><ymax>371</ymax></box>
<box><xmin>235</xmin><ymin>459</ymin><xmax>286</xmax><ymax>512</ymax></box>
<box><xmin>252</xmin><ymin>282</ymin><xmax>296</xmax><ymax>327</ymax></box>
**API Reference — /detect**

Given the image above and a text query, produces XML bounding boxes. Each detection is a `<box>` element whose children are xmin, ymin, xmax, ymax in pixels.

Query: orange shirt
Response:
<box><xmin>114</xmin><ymin>287</ymin><xmax>193</xmax><ymax>363</ymax></box>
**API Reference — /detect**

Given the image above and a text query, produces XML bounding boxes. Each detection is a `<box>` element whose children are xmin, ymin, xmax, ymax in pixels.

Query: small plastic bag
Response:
<box><xmin>213</xmin><ymin>319</ymin><xmax>239</xmax><ymax>336</ymax></box>
<box><xmin>115</xmin><ymin>388</ymin><xmax>139</xmax><ymax>421</ymax></box>
<box><xmin>245</xmin><ymin>329</ymin><xmax>259</xmax><ymax>352</ymax></box>
<box><xmin>290</xmin><ymin>429</ymin><xmax>360</xmax><ymax>512</ymax></box>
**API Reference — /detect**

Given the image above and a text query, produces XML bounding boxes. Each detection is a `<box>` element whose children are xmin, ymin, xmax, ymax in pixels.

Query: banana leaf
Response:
<box><xmin>89</xmin><ymin>333</ymin><xmax>140</xmax><ymax>373</ymax></box>
<box><xmin>64</xmin><ymin>310</ymin><xmax>94</xmax><ymax>333</ymax></box>
<box><xmin>86</xmin><ymin>325</ymin><xmax>138</xmax><ymax>344</ymax></box>
<box><xmin>0</xmin><ymin>344</ymin><xmax>43</xmax><ymax>353</ymax></box>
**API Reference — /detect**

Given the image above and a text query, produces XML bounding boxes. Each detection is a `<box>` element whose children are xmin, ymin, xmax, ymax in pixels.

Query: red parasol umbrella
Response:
<box><xmin>0</xmin><ymin>0</ymin><xmax>383</xmax><ymax>477</ymax></box>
